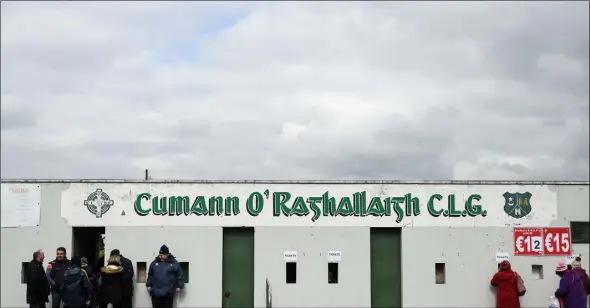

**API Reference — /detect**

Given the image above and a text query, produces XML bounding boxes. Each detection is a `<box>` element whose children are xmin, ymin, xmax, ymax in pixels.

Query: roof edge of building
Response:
<box><xmin>1</xmin><ymin>179</ymin><xmax>588</xmax><ymax>185</ymax></box>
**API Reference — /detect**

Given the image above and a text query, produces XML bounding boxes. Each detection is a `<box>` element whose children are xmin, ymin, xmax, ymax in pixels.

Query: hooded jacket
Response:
<box><xmin>490</xmin><ymin>261</ymin><xmax>521</xmax><ymax>308</ymax></box>
<box><xmin>61</xmin><ymin>258</ymin><xmax>92</xmax><ymax>308</ymax></box>
<box><xmin>555</xmin><ymin>270</ymin><xmax>587</xmax><ymax>308</ymax></box>
<box><xmin>146</xmin><ymin>254</ymin><xmax>184</xmax><ymax>297</ymax></box>
<box><xmin>99</xmin><ymin>255</ymin><xmax>124</xmax><ymax>304</ymax></box>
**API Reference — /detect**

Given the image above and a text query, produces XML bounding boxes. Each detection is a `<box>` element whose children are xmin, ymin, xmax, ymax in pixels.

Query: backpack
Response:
<box><xmin>515</xmin><ymin>272</ymin><xmax>526</xmax><ymax>296</ymax></box>
<box><xmin>62</xmin><ymin>268</ymin><xmax>89</xmax><ymax>307</ymax></box>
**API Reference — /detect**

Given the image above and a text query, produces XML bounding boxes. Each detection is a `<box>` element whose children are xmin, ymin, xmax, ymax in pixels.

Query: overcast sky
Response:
<box><xmin>1</xmin><ymin>1</ymin><xmax>588</xmax><ymax>181</ymax></box>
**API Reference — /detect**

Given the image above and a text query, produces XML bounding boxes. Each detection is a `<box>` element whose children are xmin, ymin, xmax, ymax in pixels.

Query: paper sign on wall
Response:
<box><xmin>1</xmin><ymin>184</ymin><xmax>42</xmax><ymax>227</ymax></box>
<box><xmin>327</xmin><ymin>251</ymin><xmax>341</xmax><ymax>262</ymax></box>
<box><xmin>283</xmin><ymin>251</ymin><xmax>298</xmax><ymax>262</ymax></box>
<box><xmin>495</xmin><ymin>252</ymin><xmax>510</xmax><ymax>263</ymax></box>
<box><xmin>565</xmin><ymin>254</ymin><xmax>581</xmax><ymax>265</ymax></box>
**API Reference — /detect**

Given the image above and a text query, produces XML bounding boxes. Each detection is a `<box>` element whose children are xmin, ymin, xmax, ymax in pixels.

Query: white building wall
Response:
<box><xmin>402</xmin><ymin>227</ymin><xmax>590</xmax><ymax>307</ymax></box>
<box><xmin>1</xmin><ymin>183</ymin><xmax>73</xmax><ymax>308</ymax></box>
<box><xmin>254</xmin><ymin>227</ymin><xmax>371</xmax><ymax>308</ymax></box>
<box><xmin>1</xmin><ymin>181</ymin><xmax>588</xmax><ymax>308</ymax></box>
<box><xmin>104</xmin><ymin>226</ymin><xmax>223</xmax><ymax>308</ymax></box>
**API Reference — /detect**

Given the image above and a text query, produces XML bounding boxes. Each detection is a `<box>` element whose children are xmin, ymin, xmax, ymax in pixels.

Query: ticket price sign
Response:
<box><xmin>514</xmin><ymin>228</ymin><xmax>543</xmax><ymax>256</ymax></box>
<box><xmin>543</xmin><ymin>227</ymin><xmax>572</xmax><ymax>256</ymax></box>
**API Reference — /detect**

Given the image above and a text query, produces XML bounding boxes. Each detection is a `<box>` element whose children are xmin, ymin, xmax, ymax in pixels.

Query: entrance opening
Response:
<box><xmin>72</xmin><ymin>227</ymin><xmax>105</xmax><ymax>272</ymax></box>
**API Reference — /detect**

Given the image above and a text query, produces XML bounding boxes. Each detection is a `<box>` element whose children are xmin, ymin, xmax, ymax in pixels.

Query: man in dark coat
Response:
<box><xmin>110</xmin><ymin>249</ymin><xmax>134</xmax><ymax>308</ymax></box>
<box><xmin>146</xmin><ymin>245</ymin><xmax>184</xmax><ymax>308</ymax></box>
<box><xmin>46</xmin><ymin>247</ymin><xmax>70</xmax><ymax>308</ymax></box>
<box><xmin>27</xmin><ymin>249</ymin><xmax>50</xmax><ymax>308</ymax></box>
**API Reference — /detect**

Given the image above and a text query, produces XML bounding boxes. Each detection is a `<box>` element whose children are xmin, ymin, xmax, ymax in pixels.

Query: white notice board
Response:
<box><xmin>495</xmin><ymin>252</ymin><xmax>510</xmax><ymax>263</ymax></box>
<box><xmin>1</xmin><ymin>184</ymin><xmax>41</xmax><ymax>227</ymax></box>
<box><xmin>327</xmin><ymin>251</ymin><xmax>342</xmax><ymax>262</ymax></box>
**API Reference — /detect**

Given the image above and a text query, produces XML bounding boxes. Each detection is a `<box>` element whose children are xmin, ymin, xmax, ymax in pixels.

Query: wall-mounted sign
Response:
<box><xmin>565</xmin><ymin>254</ymin><xmax>581</xmax><ymax>265</ymax></box>
<box><xmin>514</xmin><ymin>228</ymin><xmax>543</xmax><ymax>256</ymax></box>
<box><xmin>327</xmin><ymin>251</ymin><xmax>341</xmax><ymax>262</ymax></box>
<box><xmin>283</xmin><ymin>251</ymin><xmax>298</xmax><ymax>262</ymax></box>
<box><xmin>60</xmin><ymin>183</ymin><xmax>559</xmax><ymax>227</ymax></box>
<box><xmin>1</xmin><ymin>184</ymin><xmax>42</xmax><ymax>227</ymax></box>
<box><xmin>513</xmin><ymin>227</ymin><xmax>572</xmax><ymax>256</ymax></box>
<box><xmin>543</xmin><ymin>227</ymin><xmax>571</xmax><ymax>256</ymax></box>
<box><xmin>495</xmin><ymin>252</ymin><xmax>510</xmax><ymax>263</ymax></box>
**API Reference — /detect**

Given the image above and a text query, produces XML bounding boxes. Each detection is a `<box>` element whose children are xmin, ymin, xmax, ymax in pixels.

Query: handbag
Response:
<box><xmin>548</xmin><ymin>296</ymin><xmax>560</xmax><ymax>308</ymax></box>
<box><xmin>515</xmin><ymin>272</ymin><xmax>526</xmax><ymax>296</ymax></box>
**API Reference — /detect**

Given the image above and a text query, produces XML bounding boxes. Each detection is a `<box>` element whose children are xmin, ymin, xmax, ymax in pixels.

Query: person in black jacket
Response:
<box><xmin>62</xmin><ymin>256</ymin><xmax>92</xmax><ymax>308</ymax></box>
<box><xmin>46</xmin><ymin>247</ymin><xmax>70</xmax><ymax>308</ymax></box>
<box><xmin>27</xmin><ymin>249</ymin><xmax>50</xmax><ymax>308</ymax></box>
<box><xmin>98</xmin><ymin>255</ymin><xmax>124</xmax><ymax>308</ymax></box>
<box><xmin>109</xmin><ymin>249</ymin><xmax>134</xmax><ymax>308</ymax></box>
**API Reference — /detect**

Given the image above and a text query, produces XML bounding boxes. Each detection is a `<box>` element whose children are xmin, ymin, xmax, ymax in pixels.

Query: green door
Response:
<box><xmin>370</xmin><ymin>228</ymin><xmax>402</xmax><ymax>308</ymax></box>
<box><xmin>222</xmin><ymin>228</ymin><xmax>255</xmax><ymax>308</ymax></box>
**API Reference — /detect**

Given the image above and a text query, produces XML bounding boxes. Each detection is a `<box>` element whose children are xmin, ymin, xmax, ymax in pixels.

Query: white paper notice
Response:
<box><xmin>1</xmin><ymin>184</ymin><xmax>41</xmax><ymax>227</ymax></box>
<box><xmin>327</xmin><ymin>251</ymin><xmax>342</xmax><ymax>262</ymax></box>
<box><xmin>495</xmin><ymin>252</ymin><xmax>510</xmax><ymax>263</ymax></box>
<box><xmin>565</xmin><ymin>254</ymin><xmax>580</xmax><ymax>265</ymax></box>
<box><xmin>283</xmin><ymin>251</ymin><xmax>298</xmax><ymax>262</ymax></box>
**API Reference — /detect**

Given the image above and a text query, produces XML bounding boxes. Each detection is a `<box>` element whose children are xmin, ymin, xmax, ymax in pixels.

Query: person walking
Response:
<box><xmin>26</xmin><ymin>249</ymin><xmax>50</xmax><ymax>308</ymax></box>
<box><xmin>110</xmin><ymin>249</ymin><xmax>134</xmax><ymax>308</ymax></box>
<box><xmin>490</xmin><ymin>260</ymin><xmax>521</xmax><ymax>308</ymax></box>
<box><xmin>61</xmin><ymin>256</ymin><xmax>93</xmax><ymax>308</ymax></box>
<box><xmin>146</xmin><ymin>245</ymin><xmax>184</xmax><ymax>308</ymax></box>
<box><xmin>571</xmin><ymin>257</ymin><xmax>590</xmax><ymax>300</ymax></box>
<box><xmin>555</xmin><ymin>261</ymin><xmax>586</xmax><ymax>308</ymax></box>
<box><xmin>46</xmin><ymin>247</ymin><xmax>70</xmax><ymax>308</ymax></box>
<box><xmin>98</xmin><ymin>255</ymin><xmax>124</xmax><ymax>308</ymax></box>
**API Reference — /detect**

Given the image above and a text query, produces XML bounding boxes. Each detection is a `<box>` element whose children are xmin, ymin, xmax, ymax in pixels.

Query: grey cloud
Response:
<box><xmin>1</xmin><ymin>109</ymin><xmax>37</xmax><ymax>131</ymax></box>
<box><xmin>0</xmin><ymin>2</ymin><xmax>588</xmax><ymax>180</ymax></box>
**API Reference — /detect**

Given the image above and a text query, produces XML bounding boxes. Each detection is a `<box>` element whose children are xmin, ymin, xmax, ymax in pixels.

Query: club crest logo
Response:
<box><xmin>503</xmin><ymin>192</ymin><xmax>532</xmax><ymax>219</ymax></box>
<box><xmin>84</xmin><ymin>189</ymin><xmax>114</xmax><ymax>218</ymax></box>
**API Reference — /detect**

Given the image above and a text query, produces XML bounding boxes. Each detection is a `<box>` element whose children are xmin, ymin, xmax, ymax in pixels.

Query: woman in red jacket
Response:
<box><xmin>491</xmin><ymin>260</ymin><xmax>521</xmax><ymax>308</ymax></box>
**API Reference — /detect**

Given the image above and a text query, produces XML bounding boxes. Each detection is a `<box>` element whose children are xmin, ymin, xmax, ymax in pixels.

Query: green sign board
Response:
<box><xmin>134</xmin><ymin>190</ymin><xmax>487</xmax><ymax>222</ymax></box>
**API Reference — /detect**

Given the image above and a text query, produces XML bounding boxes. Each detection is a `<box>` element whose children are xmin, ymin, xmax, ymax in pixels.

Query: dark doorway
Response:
<box><xmin>72</xmin><ymin>227</ymin><xmax>105</xmax><ymax>270</ymax></box>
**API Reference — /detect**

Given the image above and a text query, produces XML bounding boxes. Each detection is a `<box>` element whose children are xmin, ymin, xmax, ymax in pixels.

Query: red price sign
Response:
<box><xmin>543</xmin><ymin>227</ymin><xmax>572</xmax><ymax>256</ymax></box>
<box><xmin>514</xmin><ymin>228</ymin><xmax>543</xmax><ymax>256</ymax></box>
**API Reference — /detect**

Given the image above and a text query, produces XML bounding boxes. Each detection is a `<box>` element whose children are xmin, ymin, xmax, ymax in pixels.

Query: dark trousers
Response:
<box><xmin>29</xmin><ymin>303</ymin><xmax>47</xmax><ymax>308</ymax></box>
<box><xmin>121</xmin><ymin>296</ymin><xmax>133</xmax><ymax>308</ymax></box>
<box><xmin>99</xmin><ymin>303</ymin><xmax>120</xmax><ymax>308</ymax></box>
<box><xmin>51</xmin><ymin>292</ymin><xmax>62</xmax><ymax>308</ymax></box>
<box><xmin>151</xmin><ymin>296</ymin><xmax>173</xmax><ymax>308</ymax></box>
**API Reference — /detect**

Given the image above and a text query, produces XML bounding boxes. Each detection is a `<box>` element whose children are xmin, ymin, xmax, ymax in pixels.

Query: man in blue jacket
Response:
<box><xmin>146</xmin><ymin>245</ymin><xmax>184</xmax><ymax>308</ymax></box>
